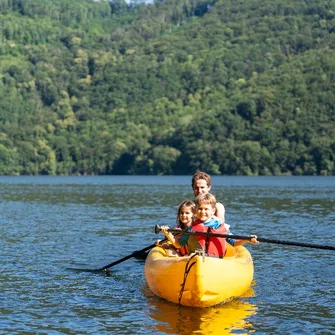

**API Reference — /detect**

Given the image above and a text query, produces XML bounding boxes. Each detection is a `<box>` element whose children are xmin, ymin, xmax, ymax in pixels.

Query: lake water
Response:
<box><xmin>0</xmin><ymin>176</ymin><xmax>334</xmax><ymax>334</ymax></box>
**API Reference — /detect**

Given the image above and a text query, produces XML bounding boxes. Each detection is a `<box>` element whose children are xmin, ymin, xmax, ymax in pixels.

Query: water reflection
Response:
<box><xmin>147</xmin><ymin>289</ymin><xmax>257</xmax><ymax>335</ymax></box>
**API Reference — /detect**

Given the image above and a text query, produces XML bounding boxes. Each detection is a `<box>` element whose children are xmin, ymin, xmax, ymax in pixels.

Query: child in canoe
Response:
<box><xmin>156</xmin><ymin>200</ymin><xmax>197</xmax><ymax>256</ymax></box>
<box><xmin>160</xmin><ymin>193</ymin><xmax>258</xmax><ymax>257</ymax></box>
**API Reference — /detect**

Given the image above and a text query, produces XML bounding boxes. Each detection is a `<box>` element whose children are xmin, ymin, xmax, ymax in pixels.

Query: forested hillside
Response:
<box><xmin>0</xmin><ymin>0</ymin><xmax>334</xmax><ymax>175</ymax></box>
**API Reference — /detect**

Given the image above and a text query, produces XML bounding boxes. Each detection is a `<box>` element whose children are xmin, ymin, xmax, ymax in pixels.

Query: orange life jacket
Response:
<box><xmin>174</xmin><ymin>227</ymin><xmax>189</xmax><ymax>256</ymax></box>
<box><xmin>192</xmin><ymin>219</ymin><xmax>228</xmax><ymax>257</ymax></box>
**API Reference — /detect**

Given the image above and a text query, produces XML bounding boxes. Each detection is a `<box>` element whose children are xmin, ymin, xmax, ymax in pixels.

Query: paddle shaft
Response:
<box><xmin>156</xmin><ymin>226</ymin><xmax>335</xmax><ymax>251</ymax></box>
<box><xmin>99</xmin><ymin>244</ymin><xmax>154</xmax><ymax>271</ymax></box>
<box><xmin>99</xmin><ymin>238</ymin><xmax>168</xmax><ymax>271</ymax></box>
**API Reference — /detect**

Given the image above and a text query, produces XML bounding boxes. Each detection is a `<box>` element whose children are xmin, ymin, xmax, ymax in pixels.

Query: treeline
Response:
<box><xmin>0</xmin><ymin>0</ymin><xmax>334</xmax><ymax>175</ymax></box>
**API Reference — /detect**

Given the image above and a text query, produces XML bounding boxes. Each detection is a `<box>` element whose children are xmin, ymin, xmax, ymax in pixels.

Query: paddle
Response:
<box><xmin>155</xmin><ymin>225</ymin><xmax>335</xmax><ymax>251</ymax></box>
<box><xmin>68</xmin><ymin>239</ymin><xmax>167</xmax><ymax>273</ymax></box>
<box><xmin>98</xmin><ymin>243</ymin><xmax>157</xmax><ymax>272</ymax></box>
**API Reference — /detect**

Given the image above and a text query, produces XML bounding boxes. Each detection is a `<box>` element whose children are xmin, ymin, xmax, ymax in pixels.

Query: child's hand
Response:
<box><xmin>155</xmin><ymin>239</ymin><xmax>161</xmax><ymax>245</ymax></box>
<box><xmin>249</xmin><ymin>235</ymin><xmax>259</xmax><ymax>244</ymax></box>
<box><xmin>160</xmin><ymin>225</ymin><xmax>170</xmax><ymax>235</ymax></box>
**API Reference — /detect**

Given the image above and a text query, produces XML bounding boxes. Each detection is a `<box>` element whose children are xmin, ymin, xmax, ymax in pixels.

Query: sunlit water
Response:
<box><xmin>0</xmin><ymin>176</ymin><xmax>334</xmax><ymax>334</ymax></box>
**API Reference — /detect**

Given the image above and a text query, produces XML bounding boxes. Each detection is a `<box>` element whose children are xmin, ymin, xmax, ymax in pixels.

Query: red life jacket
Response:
<box><xmin>192</xmin><ymin>219</ymin><xmax>228</xmax><ymax>257</ymax></box>
<box><xmin>179</xmin><ymin>243</ymin><xmax>189</xmax><ymax>256</ymax></box>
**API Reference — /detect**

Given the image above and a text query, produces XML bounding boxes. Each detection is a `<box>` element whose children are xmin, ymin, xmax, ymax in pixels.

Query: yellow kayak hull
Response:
<box><xmin>144</xmin><ymin>244</ymin><xmax>254</xmax><ymax>308</ymax></box>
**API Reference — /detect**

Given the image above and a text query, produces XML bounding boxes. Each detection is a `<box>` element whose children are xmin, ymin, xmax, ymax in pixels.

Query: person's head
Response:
<box><xmin>192</xmin><ymin>171</ymin><xmax>212</xmax><ymax>197</ymax></box>
<box><xmin>195</xmin><ymin>193</ymin><xmax>216</xmax><ymax>223</ymax></box>
<box><xmin>176</xmin><ymin>200</ymin><xmax>196</xmax><ymax>229</ymax></box>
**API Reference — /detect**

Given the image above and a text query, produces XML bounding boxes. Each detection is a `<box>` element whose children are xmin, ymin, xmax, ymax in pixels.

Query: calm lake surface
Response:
<box><xmin>0</xmin><ymin>176</ymin><xmax>334</xmax><ymax>334</ymax></box>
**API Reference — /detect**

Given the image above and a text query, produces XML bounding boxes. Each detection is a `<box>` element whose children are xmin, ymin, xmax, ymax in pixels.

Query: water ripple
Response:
<box><xmin>0</xmin><ymin>176</ymin><xmax>334</xmax><ymax>334</ymax></box>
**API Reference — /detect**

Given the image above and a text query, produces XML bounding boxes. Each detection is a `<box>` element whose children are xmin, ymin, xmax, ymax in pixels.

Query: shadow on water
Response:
<box><xmin>144</xmin><ymin>287</ymin><xmax>257</xmax><ymax>335</ymax></box>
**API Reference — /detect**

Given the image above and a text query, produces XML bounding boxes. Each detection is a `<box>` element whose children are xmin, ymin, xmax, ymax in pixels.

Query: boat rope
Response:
<box><xmin>205</xmin><ymin>227</ymin><xmax>211</xmax><ymax>253</ymax></box>
<box><xmin>178</xmin><ymin>254</ymin><xmax>197</xmax><ymax>306</ymax></box>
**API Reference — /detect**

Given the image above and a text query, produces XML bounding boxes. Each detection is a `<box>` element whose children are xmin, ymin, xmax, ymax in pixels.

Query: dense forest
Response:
<box><xmin>0</xmin><ymin>0</ymin><xmax>334</xmax><ymax>175</ymax></box>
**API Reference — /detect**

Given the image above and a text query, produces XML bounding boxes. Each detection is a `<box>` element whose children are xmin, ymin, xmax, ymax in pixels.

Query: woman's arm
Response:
<box><xmin>215</xmin><ymin>202</ymin><xmax>225</xmax><ymax>222</ymax></box>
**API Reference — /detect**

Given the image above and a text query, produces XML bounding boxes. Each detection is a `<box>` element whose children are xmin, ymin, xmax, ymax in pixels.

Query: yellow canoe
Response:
<box><xmin>144</xmin><ymin>244</ymin><xmax>254</xmax><ymax>308</ymax></box>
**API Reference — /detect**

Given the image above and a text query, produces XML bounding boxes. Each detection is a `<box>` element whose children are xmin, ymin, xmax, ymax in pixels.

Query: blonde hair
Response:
<box><xmin>195</xmin><ymin>193</ymin><xmax>216</xmax><ymax>210</ymax></box>
<box><xmin>176</xmin><ymin>200</ymin><xmax>196</xmax><ymax>228</ymax></box>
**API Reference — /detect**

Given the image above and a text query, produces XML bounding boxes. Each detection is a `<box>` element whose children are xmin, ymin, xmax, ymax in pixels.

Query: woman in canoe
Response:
<box><xmin>192</xmin><ymin>171</ymin><xmax>225</xmax><ymax>222</ymax></box>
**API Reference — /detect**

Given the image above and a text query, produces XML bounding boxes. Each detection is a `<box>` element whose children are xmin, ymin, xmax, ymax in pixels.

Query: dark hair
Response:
<box><xmin>176</xmin><ymin>200</ymin><xmax>196</xmax><ymax>229</ymax></box>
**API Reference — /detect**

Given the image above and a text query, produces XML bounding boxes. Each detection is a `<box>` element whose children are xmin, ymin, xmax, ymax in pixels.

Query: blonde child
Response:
<box><xmin>193</xmin><ymin>193</ymin><xmax>258</xmax><ymax>247</ymax></box>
